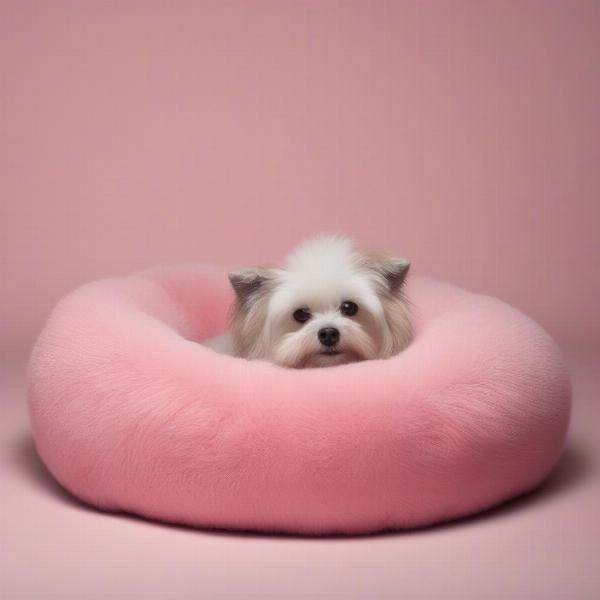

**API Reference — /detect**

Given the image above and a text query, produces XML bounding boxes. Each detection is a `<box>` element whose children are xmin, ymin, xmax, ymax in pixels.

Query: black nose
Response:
<box><xmin>318</xmin><ymin>327</ymin><xmax>340</xmax><ymax>347</ymax></box>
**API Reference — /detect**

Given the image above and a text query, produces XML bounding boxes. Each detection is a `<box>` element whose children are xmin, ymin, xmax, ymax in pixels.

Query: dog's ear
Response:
<box><xmin>228</xmin><ymin>267</ymin><xmax>277</xmax><ymax>305</ymax></box>
<box><xmin>382</xmin><ymin>257</ymin><xmax>410</xmax><ymax>292</ymax></box>
<box><xmin>362</xmin><ymin>254</ymin><xmax>410</xmax><ymax>293</ymax></box>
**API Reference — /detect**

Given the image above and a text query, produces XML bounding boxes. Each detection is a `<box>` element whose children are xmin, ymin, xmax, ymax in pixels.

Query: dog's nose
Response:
<box><xmin>318</xmin><ymin>327</ymin><xmax>340</xmax><ymax>347</ymax></box>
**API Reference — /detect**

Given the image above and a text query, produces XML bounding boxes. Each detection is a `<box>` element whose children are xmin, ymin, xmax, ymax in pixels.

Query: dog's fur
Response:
<box><xmin>228</xmin><ymin>235</ymin><xmax>413</xmax><ymax>368</ymax></box>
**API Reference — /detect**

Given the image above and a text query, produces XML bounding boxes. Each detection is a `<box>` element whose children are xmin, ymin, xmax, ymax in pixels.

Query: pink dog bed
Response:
<box><xmin>27</xmin><ymin>265</ymin><xmax>571</xmax><ymax>535</ymax></box>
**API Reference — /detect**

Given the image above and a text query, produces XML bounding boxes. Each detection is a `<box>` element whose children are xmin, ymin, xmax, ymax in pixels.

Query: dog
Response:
<box><xmin>228</xmin><ymin>235</ymin><xmax>413</xmax><ymax>368</ymax></box>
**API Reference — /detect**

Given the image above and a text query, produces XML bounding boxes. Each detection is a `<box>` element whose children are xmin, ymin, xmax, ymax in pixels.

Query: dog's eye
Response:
<box><xmin>340</xmin><ymin>301</ymin><xmax>358</xmax><ymax>316</ymax></box>
<box><xmin>293</xmin><ymin>308</ymin><xmax>311</xmax><ymax>323</ymax></box>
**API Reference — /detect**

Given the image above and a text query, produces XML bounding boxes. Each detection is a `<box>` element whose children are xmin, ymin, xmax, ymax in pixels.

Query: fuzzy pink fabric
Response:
<box><xmin>27</xmin><ymin>265</ymin><xmax>571</xmax><ymax>535</ymax></box>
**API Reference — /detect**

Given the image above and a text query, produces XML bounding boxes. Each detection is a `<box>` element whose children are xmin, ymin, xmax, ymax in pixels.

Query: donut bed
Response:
<box><xmin>27</xmin><ymin>265</ymin><xmax>571</xmax><ymax>535</ymax></box>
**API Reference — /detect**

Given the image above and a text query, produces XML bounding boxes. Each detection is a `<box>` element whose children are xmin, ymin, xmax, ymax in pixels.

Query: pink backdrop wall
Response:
<box><xmin>2</xmin><ymin>0</ymin><xmax>599</xmax><ymax>357</ymax></box>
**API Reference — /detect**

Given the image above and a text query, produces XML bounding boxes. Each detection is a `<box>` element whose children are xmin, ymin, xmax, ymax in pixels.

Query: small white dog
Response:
<box><xmin>227</xmin><ymin>235</ymin><xmax>413</xmax><ymax>368</ymax></box>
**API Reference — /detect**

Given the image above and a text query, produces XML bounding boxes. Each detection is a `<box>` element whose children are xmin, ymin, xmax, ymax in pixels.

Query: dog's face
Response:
<box><xmin>228</xmin><ymin>236</ymin><xmax>413</xmax><ymax>368</ymax></box>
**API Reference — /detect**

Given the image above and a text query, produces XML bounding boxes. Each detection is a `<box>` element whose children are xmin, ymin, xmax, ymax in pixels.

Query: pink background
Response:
<box><xmin>2</xmin><ymin>0</ymin><xmax>599</xmax><ymax>358</ymax></box>
<box><xmin>1</xmin><ymin>2</ymin><xmax>599</xmax><ymax>599</ymax></box>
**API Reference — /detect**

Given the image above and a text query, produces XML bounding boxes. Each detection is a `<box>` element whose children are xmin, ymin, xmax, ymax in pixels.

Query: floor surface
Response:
<box><xmin>1</xmin><ymin>346</ymin><xmax>599</xmax><ymax>599</ymax></box>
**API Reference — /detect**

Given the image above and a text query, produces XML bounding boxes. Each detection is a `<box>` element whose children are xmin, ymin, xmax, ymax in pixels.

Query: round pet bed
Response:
<box><xmin>27</xmin><ymin>265</ymin><xmax>571</xmax><ymax>535</ymax></box>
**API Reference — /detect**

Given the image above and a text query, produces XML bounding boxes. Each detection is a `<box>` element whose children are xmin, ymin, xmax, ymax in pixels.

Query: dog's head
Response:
<box><xmin>228</xmin><ymin>235</ymin><xmax>413</xmax><ymax>368</ymax></box>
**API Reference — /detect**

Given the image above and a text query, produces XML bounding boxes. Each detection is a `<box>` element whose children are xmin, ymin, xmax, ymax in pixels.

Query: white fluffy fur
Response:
<box><xmin>229</xmin><ymin>235</ymin><xmax>413</xmax><ymax>368</ymax></box>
